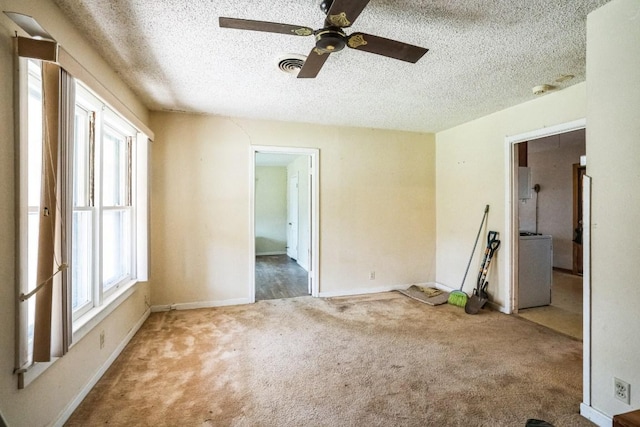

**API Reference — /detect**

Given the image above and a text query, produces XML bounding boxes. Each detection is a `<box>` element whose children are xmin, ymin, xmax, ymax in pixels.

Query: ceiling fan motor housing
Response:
<box><xmin>314</xmin><ymin>27</ymin><xmax>346</xmax><ymax>53</ymax></box>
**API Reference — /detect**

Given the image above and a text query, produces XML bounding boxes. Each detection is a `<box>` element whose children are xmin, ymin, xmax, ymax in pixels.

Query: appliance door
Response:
<box><xmin>518</xmin><ymin>235</ymin><xmax>553</xmax><ymax>309</ymax></box>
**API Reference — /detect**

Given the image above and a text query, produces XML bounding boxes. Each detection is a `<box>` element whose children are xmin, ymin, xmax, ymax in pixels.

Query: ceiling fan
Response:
<box><xmin>219</xmin><ymin>0</ymin><xmax>429</xmax><ymax>78</ymax></box>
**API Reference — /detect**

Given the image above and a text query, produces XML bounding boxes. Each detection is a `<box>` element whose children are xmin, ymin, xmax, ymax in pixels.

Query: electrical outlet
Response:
<box><xmin>614</xmin><ymin>377</ymin><xmax>630</xmax><ymax>404</ymax></box>
<box><xmin>99</xmin><ymin>330</ymin><xmax>105</xmax><ymax>349</ymax></box>
<box><xmin>369</xmin><ymin>271</ymin><xmax>375</xmax><ymax>280</ymax></box>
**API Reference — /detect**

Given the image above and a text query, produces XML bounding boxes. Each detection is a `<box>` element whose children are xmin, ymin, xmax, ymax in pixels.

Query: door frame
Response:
<box><xmin>504</xmin><ymin>118</ymin><xmax>586</xmax><ymax>313</ymax></box>
<box><xmin>504</xmin><ymin>117</ymin><xmax>590</xmax><ymax>406</ymax></box>
<box><xmin>250</xmin><ymin>145</ymin><xmax>320</xmax><ymax>302</ymax></box>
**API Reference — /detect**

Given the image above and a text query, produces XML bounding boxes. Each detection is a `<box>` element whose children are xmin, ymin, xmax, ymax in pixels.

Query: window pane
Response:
<box><xmin>102</xmin><ymin>127</ymin><xmax>127</xmax><ymax>207</ymax></box>
<box><xmin>72</xmin><ymin>210</ymin><xmax>92</xmax><ymax>311</ymax></box>
<box><xmin>27</xmin><ymin>212</ymin><xmax>39</xmax><ymax>362</ymax></box>
<box><xmin>27</xmin><ymin>60</ymin><xmax>42</xmax><ymax>294</ymax></box>
<box><xmin>27</xmin><ymin>61</ymin><xmax>42</xmax><ymax>209</ymax></box>
<box><xmin>26</xmin><ymin>60</ymin><xmax>42</xmax><ymax>364</ymax></box>
<box><xmin>73</xmin><ymin>107</ymin><xmax>90</xmax><ymax>207</ymax></box>
<box><xmin>102</xmin><ymin>209</ymin><xmax>131</xmax><ymax>290</ymax></box>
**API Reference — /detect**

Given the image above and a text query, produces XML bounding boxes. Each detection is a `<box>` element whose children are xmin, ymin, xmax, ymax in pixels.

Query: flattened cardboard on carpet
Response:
<box><xmin>397</xmin><ymin>285</ymin><xmax>450</xmax><ymax>306</ymax></box>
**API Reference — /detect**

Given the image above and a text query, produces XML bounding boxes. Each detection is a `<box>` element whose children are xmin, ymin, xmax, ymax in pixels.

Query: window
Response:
<box><xmin>70</xmin><ymin>86</ymin><xmax>138</xmax><ymax>321</ymax></box>
<box><xmin>101</xmin><ymin>123</ymin><xmax>133</xmax><ymax>292</ymax></box>
<box><xmin>17</xmin><ymin>57</ymin><xmax>149</xmax><ymax>384</ymax></box>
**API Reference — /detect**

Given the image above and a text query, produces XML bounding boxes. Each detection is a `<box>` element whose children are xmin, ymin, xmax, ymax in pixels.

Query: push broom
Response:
<box><xmin>448</xmin><ymin>204</ymin><xmax>489</xmax><ymax>307</ymax></box>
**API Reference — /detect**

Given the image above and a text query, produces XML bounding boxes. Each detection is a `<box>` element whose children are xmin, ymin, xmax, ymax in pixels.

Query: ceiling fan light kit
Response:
<box><xmin>219</xmin><ymin>0</ymin><xmax>428</xmax><ymax>79</ymax></box>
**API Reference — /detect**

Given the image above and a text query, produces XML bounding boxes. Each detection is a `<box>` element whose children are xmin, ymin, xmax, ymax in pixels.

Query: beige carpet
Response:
<box><xmin>66</xmin><ymin>292</ymin><xmax>593</xmax><ymax>426</ymax></box>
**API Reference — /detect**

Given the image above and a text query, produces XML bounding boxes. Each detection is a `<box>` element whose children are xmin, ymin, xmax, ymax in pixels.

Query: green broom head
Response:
<box><xmin>448</xmin><ymin>290</ymin><xmax>468</xmax><ymax>307</ymax></box>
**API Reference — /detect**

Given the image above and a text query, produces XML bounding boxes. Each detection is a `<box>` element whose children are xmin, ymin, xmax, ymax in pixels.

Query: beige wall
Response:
<box><xmin>0</xmin><ymin>1</ymin><xmax>151</xmax><ymax>425</ymax></box>
<box><xmin>436</xmin><ymin>83</ymin><xmax>587</xmax><ymax>309</ymax></box>
<box><xmin>587</xmin><ymin>0</ymin><xmax>640</xmax><ymax>418</ymax></box>
<box><xmin>150</xmin><ymin>113</ymin><xmax>436</xmax><ymax>305</ymax></box>
<box><xmin>255</xmin><ymin>166</ymin><xmax>287</xmax><ymax>255</ymax></box>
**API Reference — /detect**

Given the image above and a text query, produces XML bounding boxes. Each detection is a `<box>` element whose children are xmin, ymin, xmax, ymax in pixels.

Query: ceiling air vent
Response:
<box><xmin>277</xmin><ymin>54</ymin><xmax>307</xmax><ymax>75</ymax></box>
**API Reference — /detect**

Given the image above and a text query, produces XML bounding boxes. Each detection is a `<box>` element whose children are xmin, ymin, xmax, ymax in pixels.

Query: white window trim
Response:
<box><xmin>71</xmin><ymin>84</ymin><xmax>147</xmax><ymax>334</ymax></box>
<box><xmin>72</xmin><ymin>279</ymin><xmax>140</xmax><ymax>341</ymax></box>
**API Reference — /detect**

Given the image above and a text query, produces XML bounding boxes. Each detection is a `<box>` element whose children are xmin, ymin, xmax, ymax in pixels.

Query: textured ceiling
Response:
<box><xmin>51</xmin><ymin>0</ymin><xmax>609</xmax><ymax>133</ymax></box>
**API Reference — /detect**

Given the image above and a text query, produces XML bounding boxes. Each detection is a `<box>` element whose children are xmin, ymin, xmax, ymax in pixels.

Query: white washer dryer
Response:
<box><xmin>518</xmin><ymin>233</ymin><xmax>553</xmax><ymax>309</ymax></box>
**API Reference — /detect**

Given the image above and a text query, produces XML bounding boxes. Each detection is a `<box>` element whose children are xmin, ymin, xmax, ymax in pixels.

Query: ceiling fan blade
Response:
<box><xmin>219</xmin><ymin>17</ymin><xmax>314</xmax><ymax>37</ymax></box>
<box><xmin>346</xmin><ymin>33</ymin><xmax>428</xmax><ymax>63</ymax></box>
<box><xmin>297</xmin><ymin>48</ymin><xmax>331</xmax><ymax>79</ymax></box>
<box><xmin>324</xmin><ymin>0</ymin><xmax>370</xmax><ymax>28</ymax></box>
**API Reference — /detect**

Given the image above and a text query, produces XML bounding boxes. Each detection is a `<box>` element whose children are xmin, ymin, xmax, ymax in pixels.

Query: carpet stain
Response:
<box><xmin>65</xmin><ymin>294</ymin><xmax>594</xmax><ymax>427</ymax></box>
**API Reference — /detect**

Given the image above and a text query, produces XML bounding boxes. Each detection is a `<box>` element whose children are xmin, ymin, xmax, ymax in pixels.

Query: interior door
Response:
<box><xmin>287</xmin><ymin>174</ymin><xmax>299</xmax><ymax>260</ymax></box>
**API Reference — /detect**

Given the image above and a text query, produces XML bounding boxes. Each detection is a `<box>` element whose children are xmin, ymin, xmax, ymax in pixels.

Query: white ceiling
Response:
<box><xmin>51</xmin><ymin>0</ymin><xmax>609</xmax><ymax>133</ymax></box>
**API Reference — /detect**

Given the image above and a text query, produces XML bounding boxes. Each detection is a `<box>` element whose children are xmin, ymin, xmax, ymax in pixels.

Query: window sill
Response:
<box><xmin>18</xmin><ymin>279</ymin><xmax>140</xmax><ymax>389</ymax></box>
<box><xmin>18</xmin><ymin>357</ymin><xmax>59</xmax><ymax>389</ymax></box>
<box><xmin>72</xmin><ymin>279</ymin><xmax>139</xmax><ymax>343</ymax></box>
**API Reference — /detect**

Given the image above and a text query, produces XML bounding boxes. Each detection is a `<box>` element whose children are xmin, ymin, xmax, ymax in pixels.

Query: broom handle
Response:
<box><xmin>459</xmin><ymin>205</ymin><xmax>489</xmax><ymax>291</ymax></box>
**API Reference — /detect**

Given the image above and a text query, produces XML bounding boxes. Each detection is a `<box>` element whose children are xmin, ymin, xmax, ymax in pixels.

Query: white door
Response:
<box><xmin>287</xmin><ymin>174</ymin><xmax>299</xmax><ymax>260</ymax></box>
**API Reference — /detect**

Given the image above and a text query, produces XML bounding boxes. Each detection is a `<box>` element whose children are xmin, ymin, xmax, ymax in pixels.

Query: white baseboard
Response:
<box><xmin>151</xmin><ymin>298</ymin><xmax>252</xmax><ymax>312</ymax></box>
<box><xmin>580</xmin><ymin>403</ymin><xmax>611</xmax><ymax>426</ymax></box>
<box><xmin>427</xmin><ymin>282</ymin><xmax>455</xmax><ymax>292</ymax></box>
<box><xmin>53</xmin><ymin>307</ymin><xmax>151</xmax><ymax>427</ymax></box>
<box><xmin>486</xmin><ymin>300</ymin><xmax>509</xmax><ymax>314</ymax></box>
<box><xmin>255</xmin><ymin>251</ymin><xmax>287</xmax><ymax>256</ymax></box>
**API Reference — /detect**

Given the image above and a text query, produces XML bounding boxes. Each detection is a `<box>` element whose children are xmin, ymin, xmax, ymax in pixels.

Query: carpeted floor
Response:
<box><xmin>66</xmin><ymin>292</ymin><xmax>593</xmax><ymax>426</ymax></box>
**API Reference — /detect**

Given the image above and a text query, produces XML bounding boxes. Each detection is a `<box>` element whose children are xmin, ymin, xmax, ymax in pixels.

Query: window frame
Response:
<box><xmin>70</xmin><ymin>83</ymin><xmax>139</xmax><ymax>326</ymax></box>
<box><xmin>71</xmin><ymin>93</ymin><xmax>99</xmax><ymax>321</ymax></box>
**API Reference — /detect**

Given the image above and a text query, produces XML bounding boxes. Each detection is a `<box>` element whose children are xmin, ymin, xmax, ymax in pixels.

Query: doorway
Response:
<box><xmin>508</xmin><ymin>124</ymin><xmax>586</xmax><ymax>339</ymax></box>
<box><xmin>506</xmin><ymin>119</ymin><xmax>593</xmax><ymax>412</ymax></box>
<box><xmin>250</xmin><ymin>146</ymin><xmax>319</xmax><ymax>302</ymax></box>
